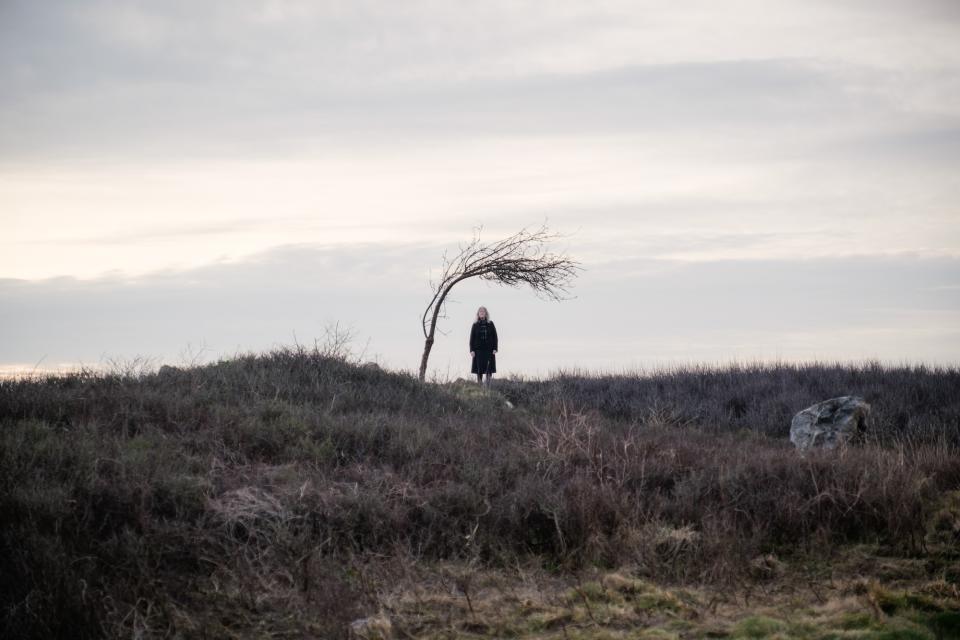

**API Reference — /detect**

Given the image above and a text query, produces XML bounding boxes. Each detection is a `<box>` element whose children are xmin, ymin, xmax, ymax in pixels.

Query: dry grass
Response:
<box><xmin>1</xmin><ymin>347</ymin><xmax>958</xmax><ymax>637</ymax></box>
<box><xmin>354</xmin><ymin>555</ymin><xmax>960</xmax><ymax>639</ymax></box>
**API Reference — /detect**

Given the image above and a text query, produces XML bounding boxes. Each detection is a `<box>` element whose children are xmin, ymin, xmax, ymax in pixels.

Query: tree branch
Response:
<box><xmin>418</xmin><ymin>220</ymin><xmax>582</xmax><ymax>380</ymax></box>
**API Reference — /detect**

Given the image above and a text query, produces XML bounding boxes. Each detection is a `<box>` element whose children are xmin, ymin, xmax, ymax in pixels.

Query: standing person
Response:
<box><xmin>469</xmin><ymin>306</ymin><xmax>498</xmax><ymax>387</ymax></box>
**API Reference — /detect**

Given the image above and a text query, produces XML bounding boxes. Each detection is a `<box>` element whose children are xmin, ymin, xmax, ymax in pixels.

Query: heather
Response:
<box><xmin>2</xmin><ymin>348</ymin><xmax>958</xmax><ymax>638</ymax></box>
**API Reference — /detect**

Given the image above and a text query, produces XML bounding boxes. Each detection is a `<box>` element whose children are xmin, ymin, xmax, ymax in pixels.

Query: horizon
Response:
<box><xmin>2</xmin><ymin>350</ymin><xmax>958</xmax><ymax>383</ymax></box>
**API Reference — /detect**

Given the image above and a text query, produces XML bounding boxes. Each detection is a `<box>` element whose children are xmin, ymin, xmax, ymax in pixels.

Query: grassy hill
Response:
<box><xmin>2</xmin><ymin>348</ymin><xmax>959</xmax><ymax>638</ymax></box>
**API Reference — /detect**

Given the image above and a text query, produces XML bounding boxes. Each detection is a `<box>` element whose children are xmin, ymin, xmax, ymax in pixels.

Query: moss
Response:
<box><xmin>925</xmin><ymin>611</ymin><xmax>960</xmax><ymax>639</ymax></box>
<box><xmin>837</xmin><ymin>611</ymin><xmax>875</xmax><ymax>630</ymax></box>
<box><xmin>582</xmin><ymin>580</ymin><xmax>615</xmax><ymax>601</ymax></box>
<box><xmin>731</xmin><ymin>616</ymin><xmax>786</xmax><ymax>638</ymax></box>
<box><xmin>526</xmin><ymin>609</ymin><xmax>574</xmax><ymax>631</ymax></box>
<box><xmin>565</xmin><ymin>580</ymin><xmax>622</xmax><ymax>607</ymax></box>
<box><xmin>564</xmin><ymin>629</ymin><xmax>628</xmax><ymax>640</ymax></box>
<box><xmin>927</xmin><ymin>490</ymin><xmax>960</xmax><ymax>547</ymax></box>
<box><xmin>876</xmin><ymin>559</ymin><xmax>927</xmax><ymax>581</ymax></box>
<box><xmin>632</xmin><ymin>591</ymin><xmax>682</xmax><ymax>613</ymax></box>
<box><xmin>595</xmin><ymin>573</ymin><xmax>684</xmax><ymax>613</ymax></box>
<box><xmin>874</xmin><ymin>588</ymin><xmax>945</xmax><ymax>615</ymax></box>
<box><xmin>868</xmin><ymin>629</ymin><xmax>934</xmax><ymax>640</ymax></box>
<box><xmin>602</xmin><ymin>572</ymin><xmax>649</xmax><ymax>594</ymax></box>
<box><xmin>637</xmin><ymin>629</ymin><xmax>681</xmax><ymax>639</ymax></box>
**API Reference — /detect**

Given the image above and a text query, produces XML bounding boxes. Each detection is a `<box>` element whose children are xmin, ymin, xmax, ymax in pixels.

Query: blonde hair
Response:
<box><xmin>475</xmin><ymin>306</ymin><xmax>491</xmax><ymax>322</ymax></box>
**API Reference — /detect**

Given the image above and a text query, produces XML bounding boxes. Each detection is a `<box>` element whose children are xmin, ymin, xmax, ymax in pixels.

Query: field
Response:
<box><xmin>1</xmin><ymin>347</ymin><xmax>959</xmax><ymax>638</ymax></box>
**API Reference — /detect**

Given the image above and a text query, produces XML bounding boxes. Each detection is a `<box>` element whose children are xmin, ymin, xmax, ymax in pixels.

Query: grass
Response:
<box><xmin>1</xmin><ymin>346</ymin><xmax>959</xmax><ymax>638</ymax></box>
<box><xmin>365</xmin><ymin>562</ymin><xmax>959</xmax><ymax>639</ymax></box>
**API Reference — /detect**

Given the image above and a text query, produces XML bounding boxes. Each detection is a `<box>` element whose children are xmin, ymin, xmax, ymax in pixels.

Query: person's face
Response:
<box><xmin>478</xmin><ymin>308</ymin><xmax>486</xmax><ymax>319</ymax></box>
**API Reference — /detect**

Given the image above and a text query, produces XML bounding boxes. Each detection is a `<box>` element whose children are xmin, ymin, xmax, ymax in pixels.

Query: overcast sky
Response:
<box><xmin>2</xmin><ymin>0</ymin><xmax>959</xmax><ymax>378</ymax></box>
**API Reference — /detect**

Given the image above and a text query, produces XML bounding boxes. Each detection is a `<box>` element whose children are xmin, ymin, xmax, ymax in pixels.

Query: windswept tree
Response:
<box><xmin>418</xmin><ymin>222</ymin><xmax>582</xmax><ymax>382</ymax></box>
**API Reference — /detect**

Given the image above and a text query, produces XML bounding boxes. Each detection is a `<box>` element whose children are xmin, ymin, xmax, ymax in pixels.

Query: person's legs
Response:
<box><xmin>477</xmin><ymin>351</ymin><xmax>489</xmax><ymax>385</ymax></box>
<box><xmin>484</xmin><ymin>372</ymin><xmax>492</xmax><ymax>386</ymax></box>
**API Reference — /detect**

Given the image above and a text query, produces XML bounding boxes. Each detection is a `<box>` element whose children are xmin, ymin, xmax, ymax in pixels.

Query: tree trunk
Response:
<box><xmin>418</xmin><ymin>336</ymin><xmax>434</xmax><ymax>382</ymax></box>
<box><xmin>418</xmin><ymin>280</ymin><xmax>459</xmax><ymax>382</ymax></box>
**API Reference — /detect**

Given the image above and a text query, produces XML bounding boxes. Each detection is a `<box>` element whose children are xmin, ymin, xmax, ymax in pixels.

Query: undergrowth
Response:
<box><xmin>1</xmin><ymin>347</ymin><xmax>958</xmax><ymax>638</ymax></box>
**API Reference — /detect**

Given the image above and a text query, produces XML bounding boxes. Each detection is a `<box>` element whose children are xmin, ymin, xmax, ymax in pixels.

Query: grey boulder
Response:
<box><xmin>790</xmin><ymin>395</ymin><xmax>870</xmax><ymax>451</ymax></box>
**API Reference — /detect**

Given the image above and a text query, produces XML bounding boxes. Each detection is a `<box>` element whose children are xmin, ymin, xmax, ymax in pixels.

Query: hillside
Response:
<box><xmin>2</xmin><ymin>349</ymin><xmax>959</xmax><ymax>639</ymax></box>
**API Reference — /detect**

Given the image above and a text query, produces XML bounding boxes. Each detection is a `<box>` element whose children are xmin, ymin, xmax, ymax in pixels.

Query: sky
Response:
<box><xmin>2</xmin><ymin>0</ymin><xmax>959</xmax><ymax>379</ymax></box>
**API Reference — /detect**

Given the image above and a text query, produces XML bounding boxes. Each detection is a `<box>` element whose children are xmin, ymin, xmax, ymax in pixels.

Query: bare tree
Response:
<box><xmin>418</xmin><ymin>221</ymin><xmax>582</xmax><ymax>382</ymax></box>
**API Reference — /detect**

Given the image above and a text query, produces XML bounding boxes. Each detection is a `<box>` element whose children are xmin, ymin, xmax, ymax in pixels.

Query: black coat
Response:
<box><xmin>469</xmin><ymin>320</ymin><xmax>498</xmax><ymax>374</ymax></box>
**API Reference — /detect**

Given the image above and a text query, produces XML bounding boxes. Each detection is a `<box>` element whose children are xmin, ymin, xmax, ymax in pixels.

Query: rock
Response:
<box><xmin>790</xmin><ymin>395</ymin><xmax>870</xmax><ymax>451</ymax></box>
<box><xmin>360</xmin><ymin>361</ymin><xmax>381</xmax><ymax>372</ymax></box>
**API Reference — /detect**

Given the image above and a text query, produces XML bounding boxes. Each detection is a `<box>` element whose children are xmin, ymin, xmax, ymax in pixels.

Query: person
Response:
<box><xmin>469</xmin><ymin>305</ymin><xmax>498</xmax><ymax>386</ymax></box>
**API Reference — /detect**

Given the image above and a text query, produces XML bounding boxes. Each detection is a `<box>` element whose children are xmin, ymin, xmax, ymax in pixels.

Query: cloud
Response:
<box><xmin>1</xmin><ymin>1</ymin><xmax>958</xmax><ymax>374</ymax></box>
<box><xmin>2</xmin><ymin>1</ymin><xmax>959</xmax><ymax>159</ymax></box>
<box><xmin>2</xmin><ymin>243</ymin><xmax>957</xmax><ymax>376</ymax></box>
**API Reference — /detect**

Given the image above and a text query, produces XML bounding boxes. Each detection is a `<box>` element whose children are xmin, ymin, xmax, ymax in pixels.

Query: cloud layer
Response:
<box><xmin>3</xmin><ymin>243</ymin><xmax>957</xmax><ymax>377</ymax></box>
<box><xmin>2</xmin><ymin>1</ymin><xmax>959</xmax><ymax>370</ymax></box>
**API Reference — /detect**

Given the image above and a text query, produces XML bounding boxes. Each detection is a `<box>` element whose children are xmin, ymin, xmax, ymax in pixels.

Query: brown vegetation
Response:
<box><xmin>1</xmin><ymin>347</ymin><xmax>958</xmax><ymax>637</ymax></box>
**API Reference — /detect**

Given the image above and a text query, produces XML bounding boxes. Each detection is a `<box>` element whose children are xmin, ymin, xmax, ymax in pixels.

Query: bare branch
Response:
<box><xmin>418</xmin><ymin>221</ymin><xmax>583</xmax><ymax>380</ymax></box>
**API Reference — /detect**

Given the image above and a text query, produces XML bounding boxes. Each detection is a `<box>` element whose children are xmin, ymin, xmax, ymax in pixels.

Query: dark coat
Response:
<box><xmin>470</xmin><ymin>319</ymin><xmax>498</xmax><ymax>374</ymax></box>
